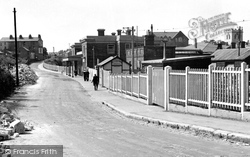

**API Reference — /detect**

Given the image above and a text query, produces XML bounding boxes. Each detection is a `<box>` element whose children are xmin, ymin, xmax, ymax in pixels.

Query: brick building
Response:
<box><xmin>0</xmin><ymin>34</ymin><xmax>44</xmax><ymax>60</ymax></box>
<box><xmin>80</xmin><ymin>29</ymin><xmax>144</xmax><ymax>70</ymax></box>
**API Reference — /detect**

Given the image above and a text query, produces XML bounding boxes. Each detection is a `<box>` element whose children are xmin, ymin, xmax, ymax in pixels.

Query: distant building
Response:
<box><xmin>97</xmin><ymin>56</ymin><xmax>131</xmax><ymax>74</ymax></box>
<box><xmin>211</xmin><ymin>48</ymin><xmax>250</xmax><ymax>67</ymax></box>
<box><xmin>153</xmin><ymin>31</ymin><xmax>189</xmax><ymax>47</ymax></box>
<box><xmin>0</xmin><ymin>34</ymin><xmax>44</xmax><ymax>60</ymax></box>
<box><xmin>175</xmin><ymin>41</ymin><xmax>218</xmax><ymax>57</ymax></box>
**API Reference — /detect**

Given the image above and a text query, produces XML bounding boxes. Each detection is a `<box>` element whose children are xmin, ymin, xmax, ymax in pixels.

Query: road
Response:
<box><xmin>3</xmin><ymin>62</ymin><xmax>250</xmax><ymax>157</ymax></box>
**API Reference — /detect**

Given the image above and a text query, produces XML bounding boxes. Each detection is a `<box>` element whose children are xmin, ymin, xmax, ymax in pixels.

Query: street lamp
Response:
<box><xmin>161</xmin><ymin>35</ymin><xmax>171</xmax><ymax>59</ymax></box>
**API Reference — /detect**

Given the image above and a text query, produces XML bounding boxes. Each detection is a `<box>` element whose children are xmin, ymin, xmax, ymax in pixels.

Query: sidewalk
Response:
<box><xmin>72</xmin><ymin>76</ymin><xmax>250</xmax><ymax>144</ymax></box>
<box><xmin>39</xmin><ymin>64</ymin><xmax>250</xmax><ymax>144</ymax></box>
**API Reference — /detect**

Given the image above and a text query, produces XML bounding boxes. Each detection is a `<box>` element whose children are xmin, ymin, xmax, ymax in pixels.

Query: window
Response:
<box><xmin>125</xmin><ymin>43</ymin><xmax>130</xmax><ymax>49</ymax></box>
<box><xmin>235</xmin><ymin>34</ymin><xmax>237</xmax><ymax>39</ymax></box>
<box><xmin>107</xmin><ymin>44</ymin><xmax>115</xmax><ymax>54</ymax></box>
<box><xmin>178</xmin><ymin>37</ymin><xmax>182</xmax><ymax>42</ymax></box>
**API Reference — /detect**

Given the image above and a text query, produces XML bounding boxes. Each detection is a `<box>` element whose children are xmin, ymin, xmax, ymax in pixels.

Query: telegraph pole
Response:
<box><xmin>92</xmin><ymin>46</ymin><xmax>95</xmax><ymax>68</ymax></box>
<box><xmin>131</xmin><ymin>26</ymin><xmax>134</xmax><ymax>73</ymax></box>
<box><xmin>238</xmin><ymin>26</ymin><xmax>241</xmax><ymax>56</ymax></box>
<box><xmin>13</xmin><ymin>8</ymin><xmax>19</xmax><ymax>86</ymax></box>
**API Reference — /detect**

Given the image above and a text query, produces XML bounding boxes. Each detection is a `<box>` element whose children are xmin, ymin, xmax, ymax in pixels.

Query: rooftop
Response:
<box><xmin>211</xmin><ymin>48</ymin><xmax>250</xmax><ymax>61</ymax></box>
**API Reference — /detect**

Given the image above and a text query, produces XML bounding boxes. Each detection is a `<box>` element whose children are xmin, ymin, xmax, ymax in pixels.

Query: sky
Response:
<box><xmin>1</xmin><ymin>0</ymin><xmax>250</xmax><ymax>52</ymax></box>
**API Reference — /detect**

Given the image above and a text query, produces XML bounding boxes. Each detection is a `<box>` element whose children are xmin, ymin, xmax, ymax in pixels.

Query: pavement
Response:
<box><xmin>39</xmin><ymin>63</ymin><xmax>250</xmax><ymax>144</ymax></box>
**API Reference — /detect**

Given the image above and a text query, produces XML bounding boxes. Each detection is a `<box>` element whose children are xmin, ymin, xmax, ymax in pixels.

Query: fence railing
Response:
<box><xmin>44</xmin><ymin>62</ymin><xmax>250</xmax><ymax>120</ymax></box>
<box><xmin>101</xmin><ymin>63</ymin><xmax>250</xmax><ymax>120</ymax></box>
<box><xmin>43</xmin><ymin>62</ymin><xmax>65</xmax><ymax>73</ymax></box>
<box><xmin>104</xmin><ymin>72</ymin><xmax>148</xmax><ymax>100</ymax></box>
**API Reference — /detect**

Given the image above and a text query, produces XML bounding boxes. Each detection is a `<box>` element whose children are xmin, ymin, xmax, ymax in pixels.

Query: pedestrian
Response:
<box><xmin>83</xmin><ymin>70</ymin><xmax>86</xmax><ymax>81</ymax></box>
<box><xmin>91</xmin><ymin>74</ymin><xmax>99</xmax><ymax>90</ymax></box>
<box><xmin>86</xmin><ymin>70</ymin><xmax>89</xmax><ymax>81</ymax></box>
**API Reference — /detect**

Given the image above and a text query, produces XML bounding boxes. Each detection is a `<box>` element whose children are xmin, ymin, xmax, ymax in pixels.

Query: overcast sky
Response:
<box><xmin>1</xmin><ymin>0</ymin><xmax>250</xmax><ymax>52</ymax></box>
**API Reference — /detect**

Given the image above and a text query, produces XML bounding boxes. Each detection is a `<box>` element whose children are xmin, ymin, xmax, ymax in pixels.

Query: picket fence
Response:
<box><xmin>43</xmin><ymin>62</ymin><xmax>250</xmax><ymax>120</ymax></box>
<box><xmin>100</xmin><ymin>62</ymin><xmax>250</xmax><ymax>120</ymax></box>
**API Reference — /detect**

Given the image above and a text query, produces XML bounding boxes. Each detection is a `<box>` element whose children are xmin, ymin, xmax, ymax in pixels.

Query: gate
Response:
<box><xmin>152</xmin><ymin>67</ymin><xmax>164</xmax><ymax>107</ymax></box>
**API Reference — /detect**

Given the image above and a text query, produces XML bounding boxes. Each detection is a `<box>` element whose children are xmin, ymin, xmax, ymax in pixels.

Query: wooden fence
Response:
<box><xmin>102</xmin><ymin>62</ymin><xmax>250</xmax><ymax>120</ymax></box>
<box><xmin>43</xmin><ymin>62</ymin><xmax>250</xmax><ymax>120</ymax></box>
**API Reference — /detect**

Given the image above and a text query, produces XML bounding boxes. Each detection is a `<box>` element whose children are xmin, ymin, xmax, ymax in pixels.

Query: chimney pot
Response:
<box><xmin>117</xmin><ymin>29</ymin><xmax>122</xmax><ymax>35</ymax></box>
<box><xmin>126</xmin><ymin>29</ymin><xmax>131</xmax><ymax>35</ymax></box>
<box><xmin>97</xmin><ymin>29</ymin><xmax>105</xmax><ymax>36</ymax></box>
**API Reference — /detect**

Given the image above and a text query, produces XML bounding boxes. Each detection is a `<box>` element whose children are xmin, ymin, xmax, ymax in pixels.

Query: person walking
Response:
<box><xmin>83</xmin><ymin>70</ymin><xmax>86</xmax><ymax>81</ymax></box>
<box><xmin>92</xmin><ymin>74</ymin><xmax>99</xmax><ymax>90</ymax></box>
<box><xmin>86</xmin><ymin>70</ymin><xmax>89</xmax><ymax>81</ymax></box>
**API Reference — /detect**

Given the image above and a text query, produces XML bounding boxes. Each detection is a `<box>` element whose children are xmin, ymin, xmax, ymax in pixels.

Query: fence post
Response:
<box><xmin>246</xmin><ymin>65</ymin><xmax>249</xmax><ymax>107</ymax></box>
<box><xmin>164</xmin><ymin>66</ymin><xmax>171</xmax><ymax>111</ymax></box>
<box><xmin>125</xmin><ymin>73</ymin><xmax>127</xmax><ymax>95</ymax></box>
<box><xmin>138</xmin><ymin>72</ymin><xmax>140</xmax><ymax>98</ymax></box>
<box><xmin>131</xmin><ymin>72</ymin><xmax>133</xmax><ymax>96</ymax></box>
<box><xmin>185</xmin><ymin>66</ymin><xmax>190</xmax><ymax>113</ymax></box>
<box><xmin>101</xmin><ymin>69</ymin><xmax>103</xmax><ymax>87</ymax></box>
<box><xmin>241</xmin><ymin>62</ymin><xmax>246</xmax><ymax>120</ymax></box>
<box><xmin>208</xmin><ymin>65</ymin><xmax>213</xmax><ymax>116</ymax></box>
<box><xmin>108</xmin><ymin>73</ymin><xmax>111</xmax><ymax>91</ymax></box>
<box><xmin>147</xmin><ymin>65</ymin><xmax>153</xmax><ymax>105</ymax></box>
<box><xmin>113</xmin><ymin>74</ymin><xmax>115</xmax><ymax>91</ymax></box>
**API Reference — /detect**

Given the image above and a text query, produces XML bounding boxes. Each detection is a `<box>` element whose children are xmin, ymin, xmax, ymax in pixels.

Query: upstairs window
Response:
<box><xmin>107</xmin><ymin>44</ymin><xmax>115</xmax><ymax>54</ymax></box>
<box><xmin>125</xmin><ymin>43</ymin><xmax>130</xmax><ymax>49</ymax></box>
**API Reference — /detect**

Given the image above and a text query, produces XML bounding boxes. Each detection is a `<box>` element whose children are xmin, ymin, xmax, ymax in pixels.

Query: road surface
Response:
<box><xmin>3</xmin><ymin>63</ymin><xmax>250</xmax><ymax>157</ymax></box>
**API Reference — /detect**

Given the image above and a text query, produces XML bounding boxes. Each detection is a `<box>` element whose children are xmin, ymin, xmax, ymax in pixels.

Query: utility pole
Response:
<box><xmin>13</xmin><ymin>8</ymin><xmax>19</xmax><ymax>86</ymax></box>
<box><xmin>238</xmin><ymin>26</ymin><xmax>241</xmax><ymax>56</ymax></box>
<box><xmin>131</xmin><ymin>26</ymin><xmax>134</xmax><ymax>73</ymax></box>
<box><xmin>92</xmin><ymin>46</ymin><xmax>95</xmax><ymax>68</ymax></box>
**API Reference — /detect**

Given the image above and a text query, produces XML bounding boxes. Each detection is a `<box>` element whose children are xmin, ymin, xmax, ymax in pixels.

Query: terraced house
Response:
<box><xmin>0</xmin><ymin>34</ymin><xmax>44</xmax><ymax>61</ymax></box>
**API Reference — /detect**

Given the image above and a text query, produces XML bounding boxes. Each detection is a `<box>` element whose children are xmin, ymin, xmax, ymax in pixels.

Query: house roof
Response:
<box><xmin>97</xmin><ymin>55</ymin><xmax>131</xmax><ymax>67</ymax></box>
<box><xmin>97</xmin><ymin>56</ymin><xmax>115</xmax><ymax>66</ymax></box>
<box><xmin>179</xmin><ymin>42</ymin><xmax>218</xmax><ymax>54</ymax></box>
<box><xmin>154</xmin><ymin>32</ymin><xmax>179</xmax><ymax>38</ymax></box>
<box><xmin>83</xmin><ymin>36</ymin><xmax>116</xmax><ymax>43</ymax></box>
<box><xmin>0</xmin><ymin>37</ymin><xmax>40</xmax><ymax>42</ymax></box>
<box><xmin>211</xmin><ymin>48</ymin><xmax>250</xmax><ymax>61</ymax></box>
<box><xmin>142</xmin><ymin>55</ymin><xmax>213</xmax><ymax>64</ymax></box>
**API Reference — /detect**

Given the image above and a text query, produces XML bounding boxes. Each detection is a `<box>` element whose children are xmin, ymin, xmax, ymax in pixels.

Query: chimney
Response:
<box><xmin>9</xmin><ymin>35</ymin><xmax>14</xmax><ymax>39</ymax></box>
<box><xmin>241</xmin><ymin>41</ymin><xmax>246</xmax><ymax>48</ymax></box>
<box><xmin>111</xmin><ymin>32</ymin><xmax>116</xmax><ymax>36</ymax></box>
<box><xmin>97</xmin><ymin>29</ymin><xmax>105</xmax><ymax>36</ymax></box>
<box><xmin>117</xmin><ymin>29</ymin><xmax>122</xmax><ymax>35</ymax></box>
<box><xmin>231</xmin><ymin>42</ymin><xmax>236</xmax><ymax>48</ymax></box>
<box><xmin>150</xmin><ymin>24</ymin><xmax>153</xmax><ymax>35</ymax></box>
<box><xmin>194</xmin><ymin>38</ymin><xmax>197</xmax><ymax>48</ymax></box>
<box><xmin>126</xmin><ymin>29</ymin><xmax>131</xmax><ymax>35</ymax></box>
<box><xmin>144</xmin><ymin>34</ymin><xmax>154</xmax><ymax>46</ymax></box>
<box><xmin>19</xmin><ymin>35</ymin><xmax>23</xmax><ymax>39</ymax></box>
<box><xmin>38</xmin><ymin>34</ymin><xmax>41</xmax><ymax>39</ymax></box>
<box><xmin>29</xmin><ymin>34</ymin><xmax>33</xmax><ymax>39</ymax></box>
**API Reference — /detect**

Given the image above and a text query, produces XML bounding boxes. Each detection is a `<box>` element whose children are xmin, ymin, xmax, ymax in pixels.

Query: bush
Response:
<box><xmin>0</xmin><ymin>68</ymin><xmax>15</xmax><ymax>100</ymax></box>
<box><xmin>44</xmin><ymin>56</ymin><xmax>63</xmax><ymax>66</ymax></box>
